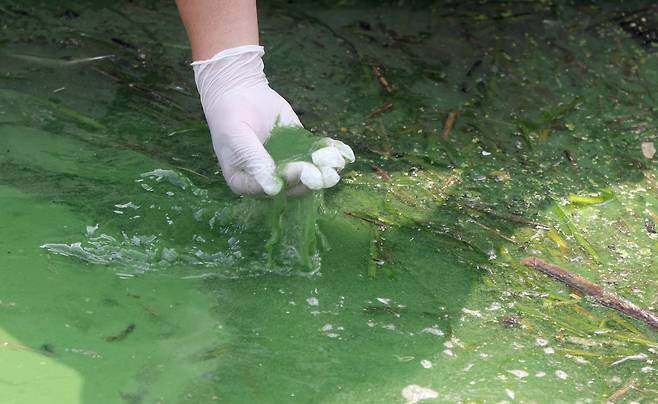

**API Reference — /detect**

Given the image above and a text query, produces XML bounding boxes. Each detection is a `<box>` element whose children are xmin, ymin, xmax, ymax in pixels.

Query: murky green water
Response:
<box><xmin>1</xmin><ymin>0</ymin><xmax>657</xmax><ymax>402</ymax></box>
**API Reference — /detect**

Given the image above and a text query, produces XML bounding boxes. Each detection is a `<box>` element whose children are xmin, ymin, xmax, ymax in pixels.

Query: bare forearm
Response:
<box><xmin>175</xmin><ymin>0</ymin><xmax>259</xmax><ymax>60</ymax></box>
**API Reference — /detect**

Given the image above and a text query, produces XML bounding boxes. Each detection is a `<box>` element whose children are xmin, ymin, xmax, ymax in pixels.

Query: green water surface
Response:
<box><xmin>1</xmin><ymin>0</ymin><xmax>657</xmax><ymax>402</ymax></box>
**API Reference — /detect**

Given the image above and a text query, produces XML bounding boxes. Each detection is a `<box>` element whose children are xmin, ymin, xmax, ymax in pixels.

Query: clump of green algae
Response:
<box><xmin>264</xmin><ymin>125</ymin><xmax>326</xmax><ymax>272</ymax></box>
<box><xmin>265</xmin><ymin>125</ymin><xmax>318</xmax><ymax>165</ymax></box>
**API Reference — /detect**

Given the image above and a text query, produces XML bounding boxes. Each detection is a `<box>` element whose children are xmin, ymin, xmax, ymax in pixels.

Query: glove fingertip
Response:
<box><xmin>316</xmin><ymin>138</ymin><xmax>355</xmax><ymax>163</ymax></box>
<box><xmin>253</xmin><ymin>172</ymin><xmax>283</xmax><ymax>196</ymax></box>
<box><xmin>336</xmin><ymin>143</ymin><xmax>355</xmax><ymax>163</ymax></box>
<box><xmin>311</xmin><ymin>147</ymin><xmax>345</xmax><ymax>169</ymax></box>
<box><xmin>299</xmin><ymin>162</ymin><xmax>324</xmax><ymax>190</ymax></box>
<box><xmin>320</xmin><ymin>167</ymin><xmax>340</xmax><ymax>188</ymax></box>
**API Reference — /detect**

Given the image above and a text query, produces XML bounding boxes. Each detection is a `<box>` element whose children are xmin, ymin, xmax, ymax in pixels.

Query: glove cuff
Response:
<box><xmin>190</xmin><ymin>45</ymin><xmax>264</xmax><ymax>66</ymax></box>
<box><xmin>192</xmin><ymin>45</ymin><xmax>268</xmax><ymax>104</ymax></box>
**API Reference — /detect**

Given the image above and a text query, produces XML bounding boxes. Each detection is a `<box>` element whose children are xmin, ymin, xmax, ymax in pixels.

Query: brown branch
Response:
<box><xmin>93</xmin><ymin>66</ymin><xmax>120</xmax><ymax>81</ymax></box>
<box><xmin>521</xmin><ymin>257</ymin><xmax>658</xmax><ymax>330</ymax></box>
<box><xmin>371</xmin><ymin>165</ymin><xmax>391</xmax><ymax>181</ymax></box>
<box><xmin>369</xmin><ymin>64</ymin><xmax>393</xmax><ymax>93</ymax></box>
<box><xmin>365</xmin><ymin>101</ymin><xmax>393</xmax><ymax>120</ymax></box>
<box><xmin>606</xmin><ymin>378</ymin><xmax>638</xmax><ymax>402</ymax></box>
<box><xmin>442</xmin><ymin>110</ymin><xmax>458</xmax><ymax>139</ymax></box>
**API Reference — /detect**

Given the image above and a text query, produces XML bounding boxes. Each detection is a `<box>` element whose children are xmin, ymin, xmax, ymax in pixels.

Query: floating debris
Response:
<box><xmin>462</xmin><ymin>308</ymin><xmax>482</xmax><ymax>318</ymax></box>
<box><xmin>306</xmin><ymin>297</ymin><xmax>319</xmax><ymax>306</ymax></box>
<box><xmin>505</xmin><ymin>389</ymin><xmax>515</xmax><ymax>400</ymax></box>
<box><xmin>641</xmin><ymin>142</ymin><xmax>656</xmax><ymax>159</ymax></box>
<box><xmin>611</xmin><ymin>353</ymin><xmax>648</xmax><ymax>367</ymax></box>
<box><xmin>401</xmin><ymin>385</ymin><xmax>438</xmax><ymax>404</ymax></box>
<box><xmin>507</xmin><ymin>369</ymin><xmax>529</xmax><ymax>378</ymax></box>
<box><xmin>555</xmin><ymin>370</ymin><xmax>568</xmax><ymax>380</ymax></box>
<box><xmin>421</xmin><ymin>326</ymin><xmax>445</xmax><ymax>337</ymax></box>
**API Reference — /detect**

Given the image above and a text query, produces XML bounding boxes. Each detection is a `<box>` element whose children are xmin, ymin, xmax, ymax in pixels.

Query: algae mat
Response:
<box><xmin>1</xmin><ymin>0</ymin><xmax>657</xmax><ymax>402</ymax></box>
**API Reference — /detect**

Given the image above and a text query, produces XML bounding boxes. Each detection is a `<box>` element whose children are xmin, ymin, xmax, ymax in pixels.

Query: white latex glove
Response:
<box><xmin>192</xmin><ymin>45</ymin><xmax>354</xmax><ymax>196</ymax></box>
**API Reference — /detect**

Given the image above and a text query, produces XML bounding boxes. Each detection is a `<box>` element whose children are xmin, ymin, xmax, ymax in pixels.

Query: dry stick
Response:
<box><xmin>521</xmin><ymin>257</ymin><xmax>658</xmax><ymax>330</ymax></box>
<box><xmin>369</xmin><ymin>64</ymin><xmax>393</xmax><ymax>93</ymax></box>
<box><xmin>442</xmin><ymin>110</ymin><xmax>458</xmax><ymax>139</ymax></box>
<box><xmin>365</xmin><ymin>101</ymin><xmax>393</xmax><ymax>120</ymax></box>
<box><xmin>606</xmin><ymin>378</ymin><xmax>639</xmax><ymax>402</ymax></box>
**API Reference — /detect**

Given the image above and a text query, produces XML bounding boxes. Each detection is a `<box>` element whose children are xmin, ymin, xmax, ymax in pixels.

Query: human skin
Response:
<box><xmin>175</xmin><ymin>0</ymin><xmax>259</xmax><ymax>60</ymax></box>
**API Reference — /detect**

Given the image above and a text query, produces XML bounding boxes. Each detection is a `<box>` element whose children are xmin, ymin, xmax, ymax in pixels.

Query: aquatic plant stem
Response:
<box><xmin>520</xmin><ymin>257</ymin><xmax>658</xmax><ymax>330</ymax></box>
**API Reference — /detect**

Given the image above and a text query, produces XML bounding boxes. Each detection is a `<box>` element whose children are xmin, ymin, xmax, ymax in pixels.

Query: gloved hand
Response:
<box><xmin>192</xmin><ymin>45</ymin><xmax>354</xmax><ymax>196</ymax></box>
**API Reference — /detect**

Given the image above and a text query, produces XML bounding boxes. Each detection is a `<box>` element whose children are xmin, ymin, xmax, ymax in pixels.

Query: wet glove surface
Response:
<box><xmin>265</xmin><ymin>126</ymin><xmax>354</xmax><ymax>195</ymax></box>
<box><xmin>193</xmin><ymin>45</ymin><xmax>354</xmax><ymax>196</ymax></box>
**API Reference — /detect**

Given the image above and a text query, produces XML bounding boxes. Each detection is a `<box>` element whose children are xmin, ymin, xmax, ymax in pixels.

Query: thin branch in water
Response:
<box><xmin>369</xmin><ymin>64</ymin><xmax>393</xmax><ymax>93</ymax></box>
<box><xmin>460</xmin><ymin>202</ymin><xmax>549</xmax><ymax>229</ymax></box>
<box><xmin>343</xmin><ymin>211</ymin><xmax>387</xmax><ymax>229</ymax></box>
<box><xmin>442</xmin><ymin>110</ymin><xmax>458</xmax><ymax>139</ymax></box>
<box><xmin>365</xmin><ymin>101</ymin><xmax>393</xmax><ymax>120</ymax></box>
<box><xmin>606</xmin><ymin>378</ymin><xmax>639</xmax><ymax>402</ymax></box>
<box><xmin>371</xmin><ymin>165</ymin><xmax>390</xmax><ymax>181</ymax></box>
<box><xmin>470</xmin><ymin>219</ymin><xmax>517</xmax><ymax>244</ymax></box>
<box><xmin>521</xmin><ymin>257</ymin><xmax>658</xmax><ymax>330</ymax></box>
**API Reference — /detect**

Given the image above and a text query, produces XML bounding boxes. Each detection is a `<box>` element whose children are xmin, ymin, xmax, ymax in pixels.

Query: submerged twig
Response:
<box><xmin>371</xmin><ymin>165</ymin><xmax>391</xmax><ymax>181</ymax></box>
<box><xmin>344</xmin><ymin>211</ymin><xmax>387</xmax><ymax>228</ymax></box>
<box><xmin>470</xmin><ymin>219</ymin><xmax>517</xmax><ymax>244</ymax></box>
<box><xmin>460</xmin><ymin>202</ymin><xmax>549</xmax><ymax>229</ymax></box>
<box><xmin>606</xmin><ymin>378</ymin><xmax>639</xmax><ymax>402</ymax></box>
<box><xmin>105</xmin><ymin>323</ymin><xmax>136</xmax><ymax>342</ymax></box>
<box><xmin>442</xmin><ymin>110</ymin><xmax>458</xmax><ymax>139</ymax></box>
<box><xmin>521</xmin><ymin>257</ymin><xmax>658</xmax><ymax>330</ymax></box>
<box><xmin>369</xmin><ymin>64</ymin><xmax>393</xmax><ymax>93</ymax></box>
<box><xmin>365</xmin><ymin>101</ymin><xmax>393</xmax><ymax>119</ymax></box>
